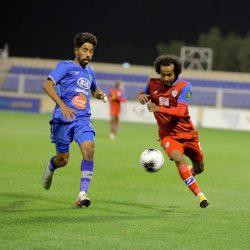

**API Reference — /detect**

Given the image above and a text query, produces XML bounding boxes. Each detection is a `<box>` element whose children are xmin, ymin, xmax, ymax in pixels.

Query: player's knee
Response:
<box><xmin>197</xmin><ymin>164</ymin><xmax>204</xmax><ymax>174</ymax></box>
<box><xmin>83</xmin><ymin>146</ymin><xmax>95</xmax><ymax>161</ymax></box>
<box><xmin>169</xmin><ymin>150</ymin><xmax>185</xmax><ymax>164</ymax></box>
<box><xmin>57</xmin><ymin>157</ymin><xmax>68</xmax><ymax>167</ymax></box>
<box><xmin>193</xmin><ymin>161</ymin><xmax>204</xmax><ymax>175</ymax></box>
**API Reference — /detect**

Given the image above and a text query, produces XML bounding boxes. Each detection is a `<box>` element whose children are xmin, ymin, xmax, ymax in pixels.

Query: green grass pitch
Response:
<box><xmin>0</xmin><ymin>110</ymin><xmax>250</xmax><ymax>249</ymax></box>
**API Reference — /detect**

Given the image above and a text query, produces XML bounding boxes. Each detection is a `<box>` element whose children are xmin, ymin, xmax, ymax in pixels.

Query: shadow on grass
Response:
<box><xmin>0</xmin><ymin>191</ymin><xmax>180</xmax><ymax>213</ymax></box>
<box><xmin>96</xmin><ymin>198</ymin><xmax>180</xmax><ymax>213</ymax></box>
<box><xmin>0</xmin><ymin>192</ymin><xmax>200</xmax><ymax>220</ymax></box>
<box><xmin>0</xmin><ymin>191</ymin><xmax>68</xmax><ymax>213</ymax></box>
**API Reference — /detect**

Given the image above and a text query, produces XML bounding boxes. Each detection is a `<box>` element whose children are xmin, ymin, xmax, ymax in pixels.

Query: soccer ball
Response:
<box><xmin>140</xmin><ymin>148</ymin><xmax>164</xmax><ymax>173</ymax></box>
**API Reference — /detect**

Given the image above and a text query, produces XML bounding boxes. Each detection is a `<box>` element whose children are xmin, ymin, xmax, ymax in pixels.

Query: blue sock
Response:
<box><xmin>49</xmin><ymin>156</ymin><xmax>57</xmax><ymax>172</ymax></box>
<box><xmin>80</xmin><ymin>160</ymin><xmax>94</xmax><ymax>192</ymax></box>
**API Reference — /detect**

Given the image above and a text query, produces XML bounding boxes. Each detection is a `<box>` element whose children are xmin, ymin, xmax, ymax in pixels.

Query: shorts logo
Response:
<box><xmin>165</xmin><ymin>142</ymin><xmax>170</xmax><ymax>148</ymax></box>
<box><xmin>77</xmin><ymin>78</ymin><xmax>91</xmax><ymax>89</ymax></box>
<box><xmin>72</xmin><ymin>95</ymin><xmax>87</xmax><ymax>109</ymax></box>
<box><xmin>172</xmin><ymin>90</ymin><xmax>178</xmax><ymax>97</ymax></box>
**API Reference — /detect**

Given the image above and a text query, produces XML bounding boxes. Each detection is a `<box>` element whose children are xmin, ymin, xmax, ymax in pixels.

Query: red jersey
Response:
<box><xmin>146</xmin><ymin>78</ymin><xmax>197</xmax><ymax>140</ymax></box>
<box><xmin>109</xmin><ymin>88</ymin><xmax>126</xmax><ymax>116</ymax></box>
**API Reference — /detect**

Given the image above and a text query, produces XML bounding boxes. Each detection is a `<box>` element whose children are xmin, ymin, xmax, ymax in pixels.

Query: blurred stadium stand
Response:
<box><xmin>1</xmin><ymin>65</ymin><xmax>250</xmax><ymax>108</ymax></box>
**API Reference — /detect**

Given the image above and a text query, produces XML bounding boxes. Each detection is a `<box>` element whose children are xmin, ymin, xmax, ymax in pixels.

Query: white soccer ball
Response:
<box><xmin>140</xmin><ymin>148</ymin><xmax>164</xmax><ymax>173</ymax></box>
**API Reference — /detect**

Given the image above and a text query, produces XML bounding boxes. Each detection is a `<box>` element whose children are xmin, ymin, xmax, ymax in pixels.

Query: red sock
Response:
<box><xmin>177</xmin><ymin>164</ymin><xmax>201</xmax><ymax>196</ymax></box>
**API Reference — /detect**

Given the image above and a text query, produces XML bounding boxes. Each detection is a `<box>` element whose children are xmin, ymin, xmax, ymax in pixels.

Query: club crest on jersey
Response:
<box><xmin>165</xmin><ymin>142</ymin><xmax>170</xmax><ymax>148</ymax></box>
<box><xmin>172</xmin><ymin>90</ymin><xmax>178</xmax><ymax>97</ymax></box>
<box><xmin>186</xmin><ymin>91</ymin><xmax>192</xmax><ymax>99</ymax></box>
<box><xmin>77</xmin><ymin>78</ymin><xmax>91</xmax><ymax>89</ymax></box>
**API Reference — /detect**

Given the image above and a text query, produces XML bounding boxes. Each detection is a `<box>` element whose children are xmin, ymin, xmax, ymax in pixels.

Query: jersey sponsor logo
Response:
<box><xmin>72</xmin><ymin>95</ymin><xmax>87</xmax><ymax>109</ymax></box>
<box><xmin>159</xmin><ymin>96</ymin><xmax>170</xmax><ymax>106</ymax></box>
<box><xmin>75</xmin><ymin>88</ymin><xmax>88</xmax><ymax>95</ymax></box>
<box><xmin>77</xmin><ymin>77</ymin><xmax>91</xmax><ymax>89</ymax></box>
<box><xmin>172</xmin><ymin>90</ymin><xmax>178</xmax><ymax>97</ymax></box>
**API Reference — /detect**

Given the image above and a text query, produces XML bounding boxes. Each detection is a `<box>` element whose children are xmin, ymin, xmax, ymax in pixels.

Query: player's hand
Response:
<box><xmin>147</xmin><ymin>102</ymin><xmax>160</xmax><ymax>112</ymax></box>
<box><xmin>95</xmin><ymin>89</ymin><xmax>107</xmax><ymax>103</ymax></box>
<box><xmin>138</xmin><ymin>93</ymin><xmax>150</xmax><ymax>104</ymax></box>
<box><xmin>60</xmin><ymin>104</ymin><xmax>75</xmax><ymax>120</ymax></box>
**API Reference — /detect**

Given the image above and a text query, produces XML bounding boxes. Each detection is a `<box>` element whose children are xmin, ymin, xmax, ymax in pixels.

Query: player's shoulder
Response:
<box><xmin>148</xmin><ymin>78</ymin><xmax>161</xmax><ymax>85</ymax></box>
<box><xmin>85</xmin><ymin>65</ymin><xmax>96</xmax><ymax>75</ymax></box>
<box><xmin>55</xmin><ymin>60</ymin><xmax>75</xmax><ymax>69</ymax></box>
<box><xmin>174</xmin><ymin>79</ymin><xmax>191</xmax><ymax>90</ymax></box>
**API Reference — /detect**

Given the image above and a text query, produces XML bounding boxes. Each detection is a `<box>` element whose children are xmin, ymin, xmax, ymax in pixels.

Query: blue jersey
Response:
<box><xmin>48</xmin><ymin>61</ymin><xmax>98</xmax><ymax>123</ymax></box>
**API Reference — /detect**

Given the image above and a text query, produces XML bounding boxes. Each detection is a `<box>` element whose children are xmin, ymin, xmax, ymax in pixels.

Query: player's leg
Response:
<box><xmin>161</xmin><ymin>137</ymin><xmax>208</xmax><ymax>208</ymax></box>
<box><xmin>190</xmin><ymin>159</ymin><xmax>204</xmax><ymax>176</ymax></box>
<box><xmin>110</xmin><ymin>115</ymin><xmax>119</xmax><ymax>139</ymax></box>
<box><xmin>184</xmin><ymin>138</ymin><xmax>204</xmax><ymax>176</ymax></box>
<box><xmin>42</xmin><ymin>151</ymin><xmax>70</xmax><ymax>190</ymax></box>
<box><xmin>113</xmin><ymin>115</ymin><xmax>119</xmax><ymax>136</ymax></box>
<box><xmin>74</xmin><ymin>129</ymin><xmax>95</xmax><ymax>208</ymax></box>
<box><xmin>184</xmin><ymin>139</ymin><xmax>209</xmax><ymax>207</ymax></box>
<box><xmin>110</xmin><ymin>115</ymin><xmax>116</xmax><ymax>139</ymax></box>
<box><xmin>42</xmin><ymin>122</ymin><xmax>71</xmax><ymax>190</ymax></box>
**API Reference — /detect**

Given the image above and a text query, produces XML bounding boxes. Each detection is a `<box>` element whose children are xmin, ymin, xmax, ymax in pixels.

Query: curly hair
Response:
<box><xmin>153</xmin><ymin>55</ymin><xmax>182</xmax><ymax>79</ymax></box>
<box><xmin>74</xmin><ymin>32</ymin><xmax>98</xmax><ymax>48</ymax></box>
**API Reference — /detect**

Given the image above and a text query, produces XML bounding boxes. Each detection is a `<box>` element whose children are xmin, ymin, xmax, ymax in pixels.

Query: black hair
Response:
<box><xmin>73</xmin><ymin>32</ymin><xmax>98</xmax><ymax>48</ymax></box>
<box><xmin>153</xmin><ymin>55</ymin><xmax>182</xmax><ymax>79</ymax></box>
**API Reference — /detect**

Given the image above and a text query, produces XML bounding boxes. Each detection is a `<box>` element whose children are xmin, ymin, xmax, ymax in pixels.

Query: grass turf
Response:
<box><xmin>0</xmin><ymin>110</ymin><xmax>250</xmax><ymax>249</ymax></box>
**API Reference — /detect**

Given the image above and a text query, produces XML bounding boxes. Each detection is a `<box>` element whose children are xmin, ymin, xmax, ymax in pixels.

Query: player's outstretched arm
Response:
<box><xmin>138</xmin><ymin>93</ymin><xmax>150</xmax><ymax>104</ymax></box>
<box><xmin>43</xmin><ymin>79</ymin><xmax>75</xmax><ymax>120</ymax></box>
<box><xmin>92</xmin><ymin>88</ymin><xmax>107</xmax><ymax>103</ymax></box>
<box><xmin>147</xmin><ymin>102</ymin><xmax>187</xmax><ymax>117</ymax></box>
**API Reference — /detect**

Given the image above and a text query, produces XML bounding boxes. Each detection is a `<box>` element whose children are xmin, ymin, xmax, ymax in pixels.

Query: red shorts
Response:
<box><xmin>160</xmin><ymin>136</ymin><xmax>203</xmax><ymax>162</ymax></box>
<box><xmin>110</xmin><ymin>109</ymin><xmax>120</xmax><ymax>116</ymax></box>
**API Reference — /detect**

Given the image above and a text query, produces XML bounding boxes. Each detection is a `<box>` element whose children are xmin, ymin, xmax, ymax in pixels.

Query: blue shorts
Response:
<box><xmin>50</xmin><ymin>119</ymin><xmax>95</xmax><ymax>153</ymax></box>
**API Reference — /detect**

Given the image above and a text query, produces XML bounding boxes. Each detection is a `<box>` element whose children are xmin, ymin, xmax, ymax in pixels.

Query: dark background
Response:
<box><xmin>1</xmin><ymin>0</ymin><xmax>249</xmax><ymax>65</ymax></box>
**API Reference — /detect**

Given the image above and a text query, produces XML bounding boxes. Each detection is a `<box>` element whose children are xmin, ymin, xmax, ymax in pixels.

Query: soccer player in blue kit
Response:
<box><xmin>42</xmin><ymin>32</ymin><xmax>107</xmax><ymax>208</ymax></box>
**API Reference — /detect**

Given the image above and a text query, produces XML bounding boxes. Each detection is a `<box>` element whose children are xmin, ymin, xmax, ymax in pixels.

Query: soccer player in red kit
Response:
<box><xmin>138</xmin><ymin>55</ymin><xmax>209</xmax><ymax>208</ymax></box>
<box><xmin>109</xmin><ymin>80</ymin><xmax>127</xmax><ymax>139</ymax></box>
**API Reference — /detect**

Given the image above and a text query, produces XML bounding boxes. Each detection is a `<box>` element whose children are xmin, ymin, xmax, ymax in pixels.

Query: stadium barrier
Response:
<box><xmin>1</xmin><ymin>60</ymin><xmax>250</xmax><ymax>131</ymax></box>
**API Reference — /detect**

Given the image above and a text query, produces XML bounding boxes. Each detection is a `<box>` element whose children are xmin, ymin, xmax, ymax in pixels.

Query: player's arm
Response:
<box><xmin>109</xmin><ymin>91</ymin><xmax>118</xmax><ymax>101</ymax></box>
<box><xmin>148</xmin><ymin>83</ymin><xmax>191</xmax><ymax>117</ymax></box>
<box><xmin>89</xmin><ymin>68</ymin><xmax>107</xmax><ymax>103</ymax></box>
<box><xmin>147</xmin><ymin>102</ymin><xmax>187</xmax><ymax>117</ymax></box>
<box><xmin>43</xmin><ymin>79</ymin><xmax>75</xmax><ymax>120</ymax></box>
<box><xmin>138</xmin><ymin>83</ymin><xmax>150</xmax><ymax>104</ymax></box>
<box><xmin>118</xmin><ymin>91</ymin><xmax>127</xmax><ymax>102</ymax></box>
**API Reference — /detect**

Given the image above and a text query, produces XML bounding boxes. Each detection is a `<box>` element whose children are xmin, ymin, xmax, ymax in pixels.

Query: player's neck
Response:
<box><xmin>73</xmin><ymin>59</ymin><xmax>87</xmax><ymax>68</ymax></box>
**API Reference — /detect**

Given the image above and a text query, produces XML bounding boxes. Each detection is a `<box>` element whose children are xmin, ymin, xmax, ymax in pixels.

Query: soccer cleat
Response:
<box><xmin>197</xmin><ymin>193</ymin><xmax>209</xmax><ymax>208</ymax></box>
<box><xmin>42</xmin><ymin>162</ymin><xmax>54</xmax><ymax>190</ymax></box>
<box><xmin>75</xmin><ymin>191</ymin><xmax>91</xmax><ymax>208</ymax></box>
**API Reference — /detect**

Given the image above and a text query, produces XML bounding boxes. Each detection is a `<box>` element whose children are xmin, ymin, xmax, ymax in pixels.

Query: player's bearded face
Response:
<box><xmin>159</xmin><ymin>64</ymin><xmax>175</xmax><ymax>87</ymax></box>
<box><xmin>75</xmin><ymin>42</ymin><xmax>94</xmax><ymax>66</ymax></box>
